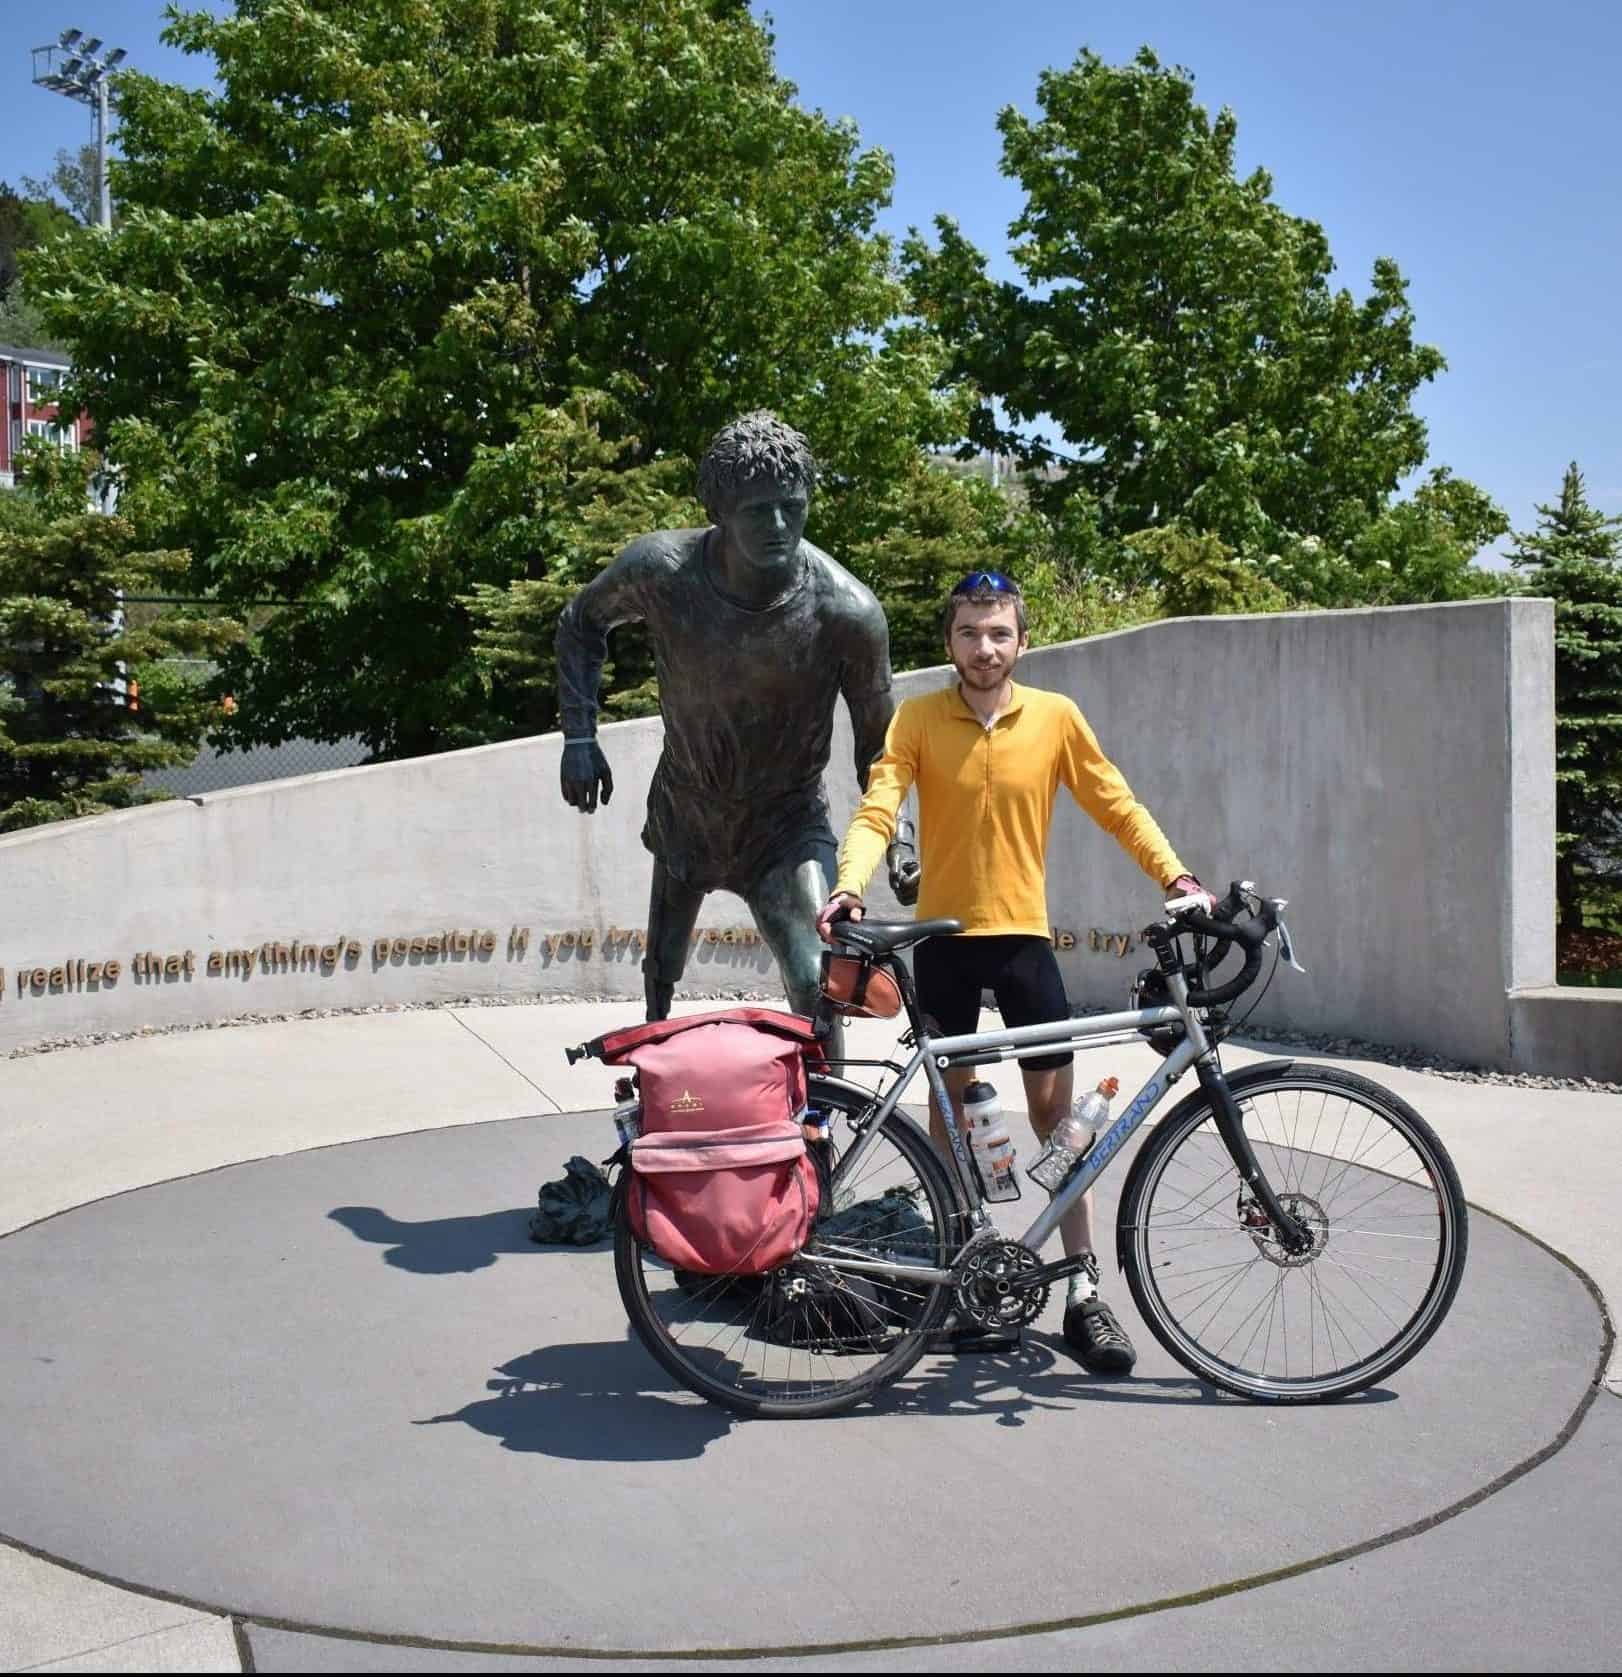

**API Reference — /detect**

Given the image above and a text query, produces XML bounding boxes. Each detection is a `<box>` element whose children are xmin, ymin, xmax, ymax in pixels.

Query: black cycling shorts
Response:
<box><xmin>912</xmin><ymin>934</ymin><xmax>1073</xmax><ymax>1072</ymax></box>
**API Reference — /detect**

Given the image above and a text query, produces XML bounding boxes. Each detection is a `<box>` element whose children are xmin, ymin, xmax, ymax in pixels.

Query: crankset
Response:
<box><xmin>952</xmin><ymin>1238</ymin><xmax>1050</xmax><ymax>1330</ymax></box>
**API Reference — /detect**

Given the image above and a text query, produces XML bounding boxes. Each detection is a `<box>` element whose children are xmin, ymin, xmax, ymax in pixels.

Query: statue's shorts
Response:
<box><xmin>641</xmin><ymin>772</ymin><xmax>837</xmax><ymax>900</ymax></box>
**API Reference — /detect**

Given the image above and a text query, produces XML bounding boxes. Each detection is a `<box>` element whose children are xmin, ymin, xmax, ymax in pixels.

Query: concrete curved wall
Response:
<box><xmin>1</xmin><ymin>596</ymin><xmax>1602</xmax><ymax>1072</ymax></box>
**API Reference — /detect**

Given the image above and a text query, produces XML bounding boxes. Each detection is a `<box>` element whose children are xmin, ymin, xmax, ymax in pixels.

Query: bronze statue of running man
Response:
<box><xmin>556</xmin><ymin>410</ymin><xmax>915</xmax><ymax>1021</ymax></box>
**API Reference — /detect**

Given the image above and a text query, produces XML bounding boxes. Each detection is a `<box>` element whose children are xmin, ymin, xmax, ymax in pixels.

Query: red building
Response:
<box><xmin>1</xmin><ymin>342</ymin><xmax>87</xmax><ymax>488</ymax></box>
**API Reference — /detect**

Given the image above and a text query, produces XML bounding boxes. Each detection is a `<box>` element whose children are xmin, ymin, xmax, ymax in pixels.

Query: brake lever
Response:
<box><xmin>1267</xmin><ymin>898</ymin><xmax>1307</xmax><ymax>973</ymax></box>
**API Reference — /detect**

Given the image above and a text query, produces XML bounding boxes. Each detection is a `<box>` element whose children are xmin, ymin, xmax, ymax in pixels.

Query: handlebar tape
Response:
<box><xmin>1180</xmin><ymin>909</ymin><xmax>1269</xmax><ymax>1008</ymax></box>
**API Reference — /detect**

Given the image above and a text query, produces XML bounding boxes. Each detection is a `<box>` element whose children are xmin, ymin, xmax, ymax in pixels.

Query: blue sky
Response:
<box><xmin>4</xmin><ymin>0</ymin><xmax>1618</xmax><ymax>553</ymax></box>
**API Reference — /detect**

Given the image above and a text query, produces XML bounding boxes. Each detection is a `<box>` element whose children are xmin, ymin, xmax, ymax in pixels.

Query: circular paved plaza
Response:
<box><xmin>0</xmin><ymin>1106</ymin><xmax>1604</xmax><ymax>1658</ymax></box>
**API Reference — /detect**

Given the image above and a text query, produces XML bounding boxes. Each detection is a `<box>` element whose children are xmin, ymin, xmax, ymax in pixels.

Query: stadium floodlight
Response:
<box><xmin>29</xmin><ymin>31</ymin><xmax>129</xmax><ymax>230</ymax></box>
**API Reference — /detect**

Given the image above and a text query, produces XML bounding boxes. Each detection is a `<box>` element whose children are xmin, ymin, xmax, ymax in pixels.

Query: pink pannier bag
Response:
<box><xmin>596</xmin><ymin>1010</ymin><xmax>825</xmax><ymax>1275</ymax></box>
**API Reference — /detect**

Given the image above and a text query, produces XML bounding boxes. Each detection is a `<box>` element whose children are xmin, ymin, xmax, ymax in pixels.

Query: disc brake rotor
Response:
<box><xmin>1246</xmin><ymin>1193</ymin><xmax>1329</xmax><ymax>1268</ymax></box>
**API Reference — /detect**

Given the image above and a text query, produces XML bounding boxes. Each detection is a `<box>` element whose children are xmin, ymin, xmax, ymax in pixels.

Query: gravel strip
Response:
<box><xmin>1224</xmin><ymin>1024</ymin><xmax>1622</xmax><ymax>1094</ymax></box>
<box><xmin>8</xmin><ymin>991</ymin><xmax>1619</xmax><ymax>1095</ymax></box>
<box><xmin>1065</xmin><ymin>1003</ymin><xmax>1622</xmax><ymax>1094</ymax></box>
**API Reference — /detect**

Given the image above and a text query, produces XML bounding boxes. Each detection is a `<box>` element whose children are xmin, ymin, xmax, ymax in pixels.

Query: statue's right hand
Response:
<box><xmin>560</xmin><ymin>741</ymin><xmax>614</xmax><ymax>813</ymax></box>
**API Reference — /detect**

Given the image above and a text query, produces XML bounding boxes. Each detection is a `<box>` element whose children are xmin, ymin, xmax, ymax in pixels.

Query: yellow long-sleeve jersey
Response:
<box><xmin>834</xmin><ymin>681</ymin><xmax>1188</xmax><ymax>936</ymax></box>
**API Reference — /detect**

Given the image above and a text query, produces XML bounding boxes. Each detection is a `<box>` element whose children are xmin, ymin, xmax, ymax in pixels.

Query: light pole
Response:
<box><xmin>30</xmin><ymin>28</ymin><xmax>129</xmax><ymax>654</ymax></box>
<box><xmin>31</xmin><ymin>29</ymin><xmax>127</xmax><ymax>231</ymax></box>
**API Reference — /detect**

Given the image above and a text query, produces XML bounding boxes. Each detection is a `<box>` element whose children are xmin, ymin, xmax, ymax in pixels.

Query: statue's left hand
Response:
<box><xmin>561</xmin><ymin>741</ymin><xmax>614</xmax><ymax>813</ymax></box>
<box><xmin>886</xmin><ymin>816</ymin><xmax>921</xmax><ymax>908</ymax></box>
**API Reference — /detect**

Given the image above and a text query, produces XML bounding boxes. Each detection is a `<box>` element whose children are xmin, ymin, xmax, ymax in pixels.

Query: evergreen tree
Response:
<box><xmin>1510</xmin><ymin>463</ymin><xmax>1622</xmax><ymax>930</ymax></box>
<box><xmin>1126</xmin><ymin>526</ymin><xmax>1288</xmax><ymax>619</ymax></box>
<box><xmin>0</xmin><ymin>445</ymin><xmax>244</xmax><ymax>831</ymax></box>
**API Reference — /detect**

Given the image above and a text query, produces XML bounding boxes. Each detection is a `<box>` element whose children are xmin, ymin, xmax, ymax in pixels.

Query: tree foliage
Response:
<box><xmin>0</xmin><ymin>182</ymin><xmax>78</xmax><ymax>349</ymax></box>
<box><xmin>462</xmin><ymin>400</ymin><xmax>702</xmax><ymax>726</ymax></box>
<box><xmin>905</xmin><ymin>47</ymin><xmax>1502</xmax><ymax>604</ymax></box>
<box><xmin>1125</xmin><ymin>526</ymin><xmax>1287</xmax><ymax>619</ymax></box>
<box><xmin>1510</xmin><ymin>463</ymin><xmax>1622</xmax><ymax>929</ymax></box>
<box><xmin>19</xmin><ymin>146</ymin><xmax>105</xmax><ymax>230</ymax></box>
<box><xmin>32</xmin><ymin>0</ymin><xmax>961</xmax><ymax>755</ymax></box>
<box><xmin>0</xmin><ymin>445</ymin><xmax>244</xmax><ymax>832</ymax></box>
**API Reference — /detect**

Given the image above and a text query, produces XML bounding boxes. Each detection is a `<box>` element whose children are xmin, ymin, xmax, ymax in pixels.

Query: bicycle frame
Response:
<box><xmin>814</xmin><ymin>956</ymin><xmax>1305</xmax><ymax>1285</ymax></box>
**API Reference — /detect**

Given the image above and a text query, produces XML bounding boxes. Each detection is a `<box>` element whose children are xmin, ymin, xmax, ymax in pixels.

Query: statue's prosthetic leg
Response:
<box><xmin>749</xmin><ymin>851</ymin><xmax>844</xmax><ymax>1058</ymax></box>
<box><xmin>642</xmin><ymin>859</ymin><xmax>706</xmax><ymax>1022</ymax></box>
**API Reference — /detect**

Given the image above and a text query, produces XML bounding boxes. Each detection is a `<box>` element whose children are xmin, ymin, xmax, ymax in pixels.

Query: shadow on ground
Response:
<box><xmin>328</xmin><ymin>1204</ymin><xmax>602</xmax><ymax>1273</ymax></box>
<box><xmin>419</xmin><ymin>1330</ymin><xmax>1397</xmax><ymax>1462</ymax></box>
<box><xmin>416</xmin><ymin>1335</ymin><xmax>736</xmax><ymax>1460</ymax></box>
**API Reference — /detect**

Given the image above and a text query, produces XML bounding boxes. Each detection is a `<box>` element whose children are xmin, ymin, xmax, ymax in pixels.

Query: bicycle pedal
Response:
<box><xmin>925</xmin><ymin>1324</ymin><xmax>1023</xmax><ymax>1355</ymax></box>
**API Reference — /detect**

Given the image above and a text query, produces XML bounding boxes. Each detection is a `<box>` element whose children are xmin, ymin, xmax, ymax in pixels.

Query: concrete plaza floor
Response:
<box><xmin>1</xmin><ymin>1000</ymin><xmax>1618</xmax><ymax>1673</ymax></box>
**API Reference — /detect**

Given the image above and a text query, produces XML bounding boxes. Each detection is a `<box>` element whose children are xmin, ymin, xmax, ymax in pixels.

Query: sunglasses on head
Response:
<box><xmin>951</xmin><ymin>570</ymin><xmax>1021</xmax><ymax>597</ymax></box>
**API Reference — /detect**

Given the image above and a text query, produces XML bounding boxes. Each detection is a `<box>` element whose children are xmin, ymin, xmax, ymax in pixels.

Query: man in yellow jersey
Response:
<box><xmin>817</xmin><ymin>571</ymin><xmax>1209</xmax><ymax>1370</ymax></box>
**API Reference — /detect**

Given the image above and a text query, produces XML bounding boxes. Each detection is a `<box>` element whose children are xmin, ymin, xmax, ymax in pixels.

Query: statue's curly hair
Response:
<box><xmin>697</xmin><ymin>410</ymin><xmax>818</xmax><ymax>521</ymax></box>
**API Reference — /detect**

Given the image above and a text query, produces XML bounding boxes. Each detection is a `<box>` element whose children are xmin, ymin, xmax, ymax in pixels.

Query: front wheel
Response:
<box><xmin>616</xmin><ymin>1076</ymin><xmax>958</xmax><ymax>1418</ymax></box>
<box><xmin>1119</xmin><ymin>1065</ymin><xmax>1468</xmax><ymax>1402</ymax></box>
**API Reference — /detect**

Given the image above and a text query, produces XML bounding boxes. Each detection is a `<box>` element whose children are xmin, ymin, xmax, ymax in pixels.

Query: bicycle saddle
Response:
<box><xmin>834</xmin><ymin>917</ymin><xmax>962</xmax><ymax>956</ymax></box>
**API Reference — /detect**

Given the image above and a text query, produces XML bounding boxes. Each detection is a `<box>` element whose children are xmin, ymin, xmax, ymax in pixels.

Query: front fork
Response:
<box><xmin>1194</xmin><ymin>1055</ymin><xmax>1311</xmax><ymax>1254</ymax></box>
<box><xmin>1150</xmin><ymin>947</ymin><xmax>1312</xmax><ymax>1257</ymax></box>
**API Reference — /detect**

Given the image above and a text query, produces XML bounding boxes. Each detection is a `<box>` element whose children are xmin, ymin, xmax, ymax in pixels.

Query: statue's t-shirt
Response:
<box><xmin>557</xmin><ymin>529</ymin><xmax>893</xmax><ymax>894</ymax></box>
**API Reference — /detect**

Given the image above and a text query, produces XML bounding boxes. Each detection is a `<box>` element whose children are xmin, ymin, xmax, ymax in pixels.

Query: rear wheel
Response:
<box><xmin>1120</xmin><ymin>1066</ymin><xmax>1468</xmax><ymax>1402</ymax></box>
<box><xmin>616</xmin><ymin>1076</ymin><xmax>959</xmax><ymax>1418</ymax></box>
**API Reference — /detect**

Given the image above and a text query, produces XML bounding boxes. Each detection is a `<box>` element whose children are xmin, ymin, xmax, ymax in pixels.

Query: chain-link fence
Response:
<box><xmin>131</xmin><ymin>649</ymin><xmax>371</xmax><ymax>796</ymax></box>
<box><xmin>142</xmin><ymin>734</ymin><xmax>371</xmax><ymax>797</ymax></box>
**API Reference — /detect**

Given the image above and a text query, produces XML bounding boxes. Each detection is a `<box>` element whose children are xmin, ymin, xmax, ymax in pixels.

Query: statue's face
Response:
<box><xmin>720</xmin><ymin>473</ymin><xmax>809</xmax><ymax>571</ymax></box>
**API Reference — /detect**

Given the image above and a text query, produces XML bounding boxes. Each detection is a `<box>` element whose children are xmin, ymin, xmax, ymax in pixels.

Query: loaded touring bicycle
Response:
<box><xmin>568</xmin><ymin>883</ymin><xmax>1468</xmax><ymax>1418</ymax></box>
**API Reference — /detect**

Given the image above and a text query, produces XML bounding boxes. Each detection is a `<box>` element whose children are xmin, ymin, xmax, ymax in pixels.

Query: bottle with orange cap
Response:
<box><xmin>1027</xmin><ymin>1075</ymin><xmax>1119</xmax><ymax>1194</ymax></box>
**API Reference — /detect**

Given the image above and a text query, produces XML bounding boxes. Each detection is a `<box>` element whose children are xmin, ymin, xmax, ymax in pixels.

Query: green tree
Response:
<box><xmin>1510</xmin><ymin>463</ymin><xmax>1622</xmax><ymax>931</ymax></box>
<box><xmin>32</xmin><ymin>0</ymin><xmax>959</xmax><ymax>755</ymax></box>
<box><xmin>1125</xmin><ymin>526</ymin><xmax>1288</xmax><ymax>619</ymax></box>
<box><xmin>906</xmin><ymin>47</ymin><xmax>1498</xmax><ymax>599</ymax></box>
<box><xmin>0</xmin><ymin>287</ymin><xmax>57</xmax><ymax>350</ymax></box>
<box><xmin>839</xmin><ymin>454</ymin><xmax>1159</xmax><ymax>667</ymax></box>
<box><xmin>462</xmin><ymin>400</ymin><xmax>703</xmax><ymax>726</ymax></box>
<box><xmin>841</xmin><ymin>457</ymin><xmax>1035</xmax><ymax>674</ymax></box>
<box><xmin>20</xmin><ymin>146</ymin><xmax>104</xmax><ymax>229</ymax></box>
<box><xmin>0</xmin><ymin>445</ymin><xmax>244</xmax><ymax>831</ymax></box>
<box><xmin>0</xmin><ymin>182</ymin><xmax>78</xmax><ymax>349</ymax></box>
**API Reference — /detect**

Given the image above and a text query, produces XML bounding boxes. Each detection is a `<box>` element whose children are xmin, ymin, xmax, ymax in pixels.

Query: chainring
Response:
<box><xmin>953</xmin><ymin>1237</ymin><xmax>1049</xmax><ymax>1329</ymax></box>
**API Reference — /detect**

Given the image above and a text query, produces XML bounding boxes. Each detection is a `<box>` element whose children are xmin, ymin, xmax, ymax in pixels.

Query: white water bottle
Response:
<box><xmin>962</xmin><ymin>1079</ymin><xmax>1021</xmax><ymax>1202</ymax></box>
<box><xmin>1028</xmin><ymin>1076</ymin><xmax>1119</xmax><ymax>1194</ymax></box>
<box><xmin>612</xmin><ymin>1076</ymin><xmax>641</xmax><ymax>1147</ymax></box>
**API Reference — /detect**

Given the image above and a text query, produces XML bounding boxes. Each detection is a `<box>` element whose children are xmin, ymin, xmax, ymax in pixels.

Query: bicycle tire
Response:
<box><xmin>616</xmin><ymin>1076</ymin><xmax>959</xmax><ymax>1419</ymax></box>
<box><xmin>1118</xmin><ymin>1064</ymin><xmax>1468</xmax><ymax>1402</ymax></box>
